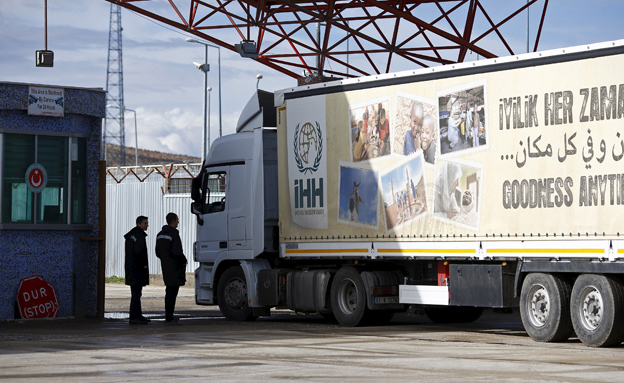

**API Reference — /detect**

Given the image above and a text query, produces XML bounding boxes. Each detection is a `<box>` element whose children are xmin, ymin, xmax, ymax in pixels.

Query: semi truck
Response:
<box><xmin>191</xmin><ymin>40</ymin><xmax>624</xmax><ymax>347</ymax></box>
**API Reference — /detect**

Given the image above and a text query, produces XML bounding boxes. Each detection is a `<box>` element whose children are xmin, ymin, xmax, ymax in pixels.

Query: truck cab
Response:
<box><xmin>191</xmin><ymin>90</ymin><xmax>278</xmax><ymax>319</ymax></box>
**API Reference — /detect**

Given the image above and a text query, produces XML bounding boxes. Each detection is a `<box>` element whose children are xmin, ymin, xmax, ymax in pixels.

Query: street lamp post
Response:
<box><xmin>106</xmin><ymin>104</ymin><xmax>139</xmax><ymax>167</ymax></box>
<box><xmin>186</xmin><ymin>38</ymin><xmax>222</xmax><ymax>140</ymax></box>
<box><xmin>197</xmin><ymin>44</ymin><xmax>209</xmax><ymax>164</ymax></box>
<box><xmin>206</xmin><ymin>87</ymin><xmax>212</xmax><ymax>163</ymax></box>
<box><xmin>256</xmin><ymin>74</ymin><xmax>263</xmax><ymax>90</ymax></box>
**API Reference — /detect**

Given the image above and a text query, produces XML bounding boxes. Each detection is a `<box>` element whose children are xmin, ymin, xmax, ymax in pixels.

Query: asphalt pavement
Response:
<box><xmin>104</xmin><ymin>281</ymin><xmax>200</xmax><ymax>320</ymax></box>
<box><xmin>2</xmin><ymin>283</ymin><xmax>624</xmax><ymax>382</ymax></box>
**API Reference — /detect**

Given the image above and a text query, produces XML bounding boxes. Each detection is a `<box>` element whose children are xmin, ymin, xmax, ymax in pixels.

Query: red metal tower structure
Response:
<box><xmin>104</xmin><ymin>0</ymin><xmax>549</xmax><ymax>80</ymax></box>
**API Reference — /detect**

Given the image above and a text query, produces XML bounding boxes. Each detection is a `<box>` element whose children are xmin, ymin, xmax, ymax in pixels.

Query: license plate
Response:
<box><xmin>373</xmin><ymin>296</ymin><xmax>399</xmax><ymax>304</ymax></box>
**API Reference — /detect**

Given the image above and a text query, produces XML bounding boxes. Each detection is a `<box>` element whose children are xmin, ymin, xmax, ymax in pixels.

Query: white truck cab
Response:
<box><xmin>192</xmin><ymin>91</ymin><xmax>278</xmax><ymax>319</ymax></box>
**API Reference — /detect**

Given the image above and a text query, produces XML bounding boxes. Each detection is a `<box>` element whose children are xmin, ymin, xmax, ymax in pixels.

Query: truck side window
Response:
<box><xmin>205</xmin><ymin>172</ymin><xmax>226</xmax><ymax>214</ymax></box>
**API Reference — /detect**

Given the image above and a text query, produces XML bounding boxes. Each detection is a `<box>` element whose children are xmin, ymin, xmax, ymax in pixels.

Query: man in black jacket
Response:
<box><xmin>124</xmin><ymin>215</ymin><xmax>150</xmax><ymax>325</ymax></box>
<box><xmin>155</xmin><ymin>212</ymin><xmax>188</xmax><ymax>324</ymax></box>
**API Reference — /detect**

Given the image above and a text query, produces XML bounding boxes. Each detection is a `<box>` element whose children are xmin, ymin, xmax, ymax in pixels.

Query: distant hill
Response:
<box><xmin>104</xmin><ymin>143</ymin><xmax>200</xmax><ymax>168</ymax></box>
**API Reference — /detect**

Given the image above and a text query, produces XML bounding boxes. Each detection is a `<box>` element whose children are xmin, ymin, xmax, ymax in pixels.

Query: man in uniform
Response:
<box><xmin>124</xmin><ymin>215</ymin><xmax>150</xmax><ymax>325</ymax></box>
<box><xmin>155</xmin><ymin>212</ymin><xmax>188</xmax><ymax>324</ymax></box>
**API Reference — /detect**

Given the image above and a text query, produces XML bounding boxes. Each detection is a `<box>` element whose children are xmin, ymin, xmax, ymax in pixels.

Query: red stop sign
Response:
<box><xmin>16</xmin><ymin>275</ymin><xmax>59</xmax><ymax>319</ymax></box>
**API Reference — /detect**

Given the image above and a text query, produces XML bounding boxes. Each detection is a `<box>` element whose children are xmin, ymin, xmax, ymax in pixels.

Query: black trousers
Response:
<box><xmin>129</xmin><ymin>285</ymin><xmax>143</xmax><ymax>320</ymax></box>
<box><xmin>165</xmin><ymin>286</ymin><xmax>180</xmax><ymax>321</ymax></box>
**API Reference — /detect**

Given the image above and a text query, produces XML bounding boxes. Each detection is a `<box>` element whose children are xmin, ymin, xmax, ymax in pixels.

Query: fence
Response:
<box><xmin>105</xmin><ymin>164</ymin><xmax>201</xmax><ymax>278</ymax></box>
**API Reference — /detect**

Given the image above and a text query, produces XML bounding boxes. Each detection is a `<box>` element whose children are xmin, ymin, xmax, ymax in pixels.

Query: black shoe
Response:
<box><xmin>165</xmin><ymin>317</ymin><xmax>181</xmax><ymax>325</ymax></box>
<box><xmin>139</xmin><ymin>316</ymin><xmax>151</xmax><ymax>323</ymax></box>
<box><xmin>129</xmin><ymin>318</ymin><xmax>149</xmax><ymax>325</ymax></box>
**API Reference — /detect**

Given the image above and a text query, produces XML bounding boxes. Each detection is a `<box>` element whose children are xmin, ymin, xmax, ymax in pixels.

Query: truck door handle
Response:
<box><xmin>219</xmin><ymin>241</ymin><xmax>227</xmax><ymax>249</ymax></box>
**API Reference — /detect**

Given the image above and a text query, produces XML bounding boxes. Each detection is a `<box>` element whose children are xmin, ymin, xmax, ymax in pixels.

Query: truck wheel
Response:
<box><xmin>571</xmin><ymin>274</ymin><xmax>624</xmax><ymax>347</ymax></box>
<box><xmin>424</xmin><ymin>306</ymin><xmax>483</xmax><ymax>323</ymax></box>
<box><xmin>217</xmin><ymin>266</ymin><xmax>256</xmax><ymax>321</ymax></box>
<box><xmin>331</xmin><ymin>267</ymin><xmax>367</xmax><ymax>327</ymax></box>
<box><xmin>520</xmin><ymin>273</ymin><xmax>572</xmax><ymax>342</ymax></box>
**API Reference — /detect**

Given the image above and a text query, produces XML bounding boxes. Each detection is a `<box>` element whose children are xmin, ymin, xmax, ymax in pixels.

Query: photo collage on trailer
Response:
<box><xmin>339</xmin><ymin>80</ymin><xmax>488</xmax><ymax>233</ymax></box>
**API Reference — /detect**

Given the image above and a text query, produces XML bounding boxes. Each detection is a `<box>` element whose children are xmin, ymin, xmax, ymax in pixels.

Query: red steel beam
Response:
<box><xmin>533</xmin><ymin>0</ymin><xmax>549</xmax><ymax>52</ymax></box>
<box><xmin>362</xmin><ymin>0</ymin><xmax>496</xmax><ymax>58</ymax></box>
<box><xmin>105</xmin><ymin>0</ymin><xmax>549</xmax><ymax>79</ymax></box>
<box><xmin>456</xmin><ymin>0</ymin><xmax>476</xmax><ymax>62</ymax></box>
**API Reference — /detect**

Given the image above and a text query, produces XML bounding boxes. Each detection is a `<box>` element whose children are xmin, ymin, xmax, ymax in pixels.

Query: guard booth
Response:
<box><xmin>0</xmin><ymin>82</ymin><xmax>105</xmax><ymax>320</ymax></box>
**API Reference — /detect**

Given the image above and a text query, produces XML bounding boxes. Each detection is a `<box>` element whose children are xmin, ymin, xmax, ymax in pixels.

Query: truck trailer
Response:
<box><xmin>191</xmin><ymin>40</ymin><xmax>624</xmax><ymax>347</ymax></box>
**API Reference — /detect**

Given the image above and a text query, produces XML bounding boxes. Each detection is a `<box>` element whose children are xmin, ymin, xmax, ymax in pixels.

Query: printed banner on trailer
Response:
<box><xmin>287</xmin><ymin>95</ymin><xmax>328</xmax><ymax>229</ymax></box>
<box><xmin>279</xmin><ymin>51</ymin><xmax>624</xmax><ymax>239</ymax></box>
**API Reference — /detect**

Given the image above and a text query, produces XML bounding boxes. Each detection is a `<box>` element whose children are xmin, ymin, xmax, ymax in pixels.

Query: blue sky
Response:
<box><xmin>381</xmin><ymin>156</ymin><xmax>424</xmax><ymax>206</ymax></box>
<box><xmin>339</xmin><ymin>166</ymin><xmax>379</xmax><ymax>226</ymax></box>
<box><xmin>1</xmin><ymin>1</ymin><xmax>623</xmax><ymax>157</ymax></box>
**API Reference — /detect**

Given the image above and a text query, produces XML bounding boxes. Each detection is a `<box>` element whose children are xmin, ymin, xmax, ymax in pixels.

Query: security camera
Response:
<box><xmin>193</xmin><ymin>62</ymin><xmax>210</xmax><ymax>72</ymax></box>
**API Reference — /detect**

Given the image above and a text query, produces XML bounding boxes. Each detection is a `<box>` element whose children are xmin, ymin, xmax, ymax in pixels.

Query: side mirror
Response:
<box><xmin>191</xmin><ymin>176</ymin><xmax>201</xmax><ymax>202</ymax></box>
<box><xmin>191</xmin><ymin>201</ymin><xmax>202</xmax><ymax>216</ymax></box>
<box><xmin>191</xmin><ymin>174</ymin><xmax>209</xmax><ymax>226</ymax></box>
<box><xmin>192</xmin><ymin>185</ymin><xmax>210</xmax><ymax>214</ymax></box>
<box><xmin>191</xmin><ymin>206</ymin><xmax>204</xmax><ymax>226</ymax></box>
<box><xmin>191</xmin><ymin>202</ymin><xmax>204</xmax><ymax>225</ymax></box>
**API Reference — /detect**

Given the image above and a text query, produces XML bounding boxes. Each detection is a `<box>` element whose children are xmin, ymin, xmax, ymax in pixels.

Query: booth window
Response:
<box><xmin>71</xmin><ymin>138</ymin><xmax>87</xmax><ymax>224</ymax></box>
<box><xmin>1</xmin><ymin>133</ymin><xmax>87</xmax><ymax>225</ymax></box>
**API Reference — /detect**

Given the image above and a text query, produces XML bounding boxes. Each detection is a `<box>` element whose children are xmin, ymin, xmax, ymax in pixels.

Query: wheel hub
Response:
<box><xmin>224</xmin><ymin>279</ymin><xmax>246</xmax><ymax>309</ymax></box>
<box><xmin>528</xmin><ymin>286</ymin><xmax>550</xmax><ymax>327</ymax></box>
<box><xmin>337</xmin><ymin>279</ymin><xmax>358</xmax><ymax>314</ymax></box>
<box><xmin>580</xmin><ymin>286</ymin><xmax>602</xmax><ymax>330</ymax></box>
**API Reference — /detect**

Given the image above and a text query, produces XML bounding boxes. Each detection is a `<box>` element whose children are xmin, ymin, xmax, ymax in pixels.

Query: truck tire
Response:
<box><xmin>520</xmin><ymin>273</ymin><xmax>572</xmax><ymax>342</ymax></box>
<box><xmin>570</xmin><ymin>274</ymin><xmax>624</xmax><ymax>347</ymax></box>
<box><xmin>331</xmin><ymin>267</ymin><xmax>367</xmax><ymax>327</ymax></box>
<box><xmin>424</xmin><ymin>306</ymin><xmax>483</xmax><ymax>323</ymax></box>
<box><xmin>217</xmin><ymin>266</ymin><xmax>257</xmax><ymax>321</ymax></box>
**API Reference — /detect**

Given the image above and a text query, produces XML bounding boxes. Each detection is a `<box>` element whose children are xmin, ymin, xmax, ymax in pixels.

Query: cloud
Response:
<box><xmin>131</xmin><ymin>106</ymin><xmax>200</xmax><ymax>156</ymax></box>
<box><xmin>4</xmin><ymin>0</ymin><xmax>624</xmax><ymax>162</ymax></box>
<box><xmin>128</xmin><ymin>104</ymin><xmax>242</xmax><ymax>158</ymax></box>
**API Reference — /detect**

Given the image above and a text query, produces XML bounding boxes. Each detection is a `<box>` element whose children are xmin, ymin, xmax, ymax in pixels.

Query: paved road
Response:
<box><xmin>1</xmin><ymin>284</ymin><xmax>623</xmax><ymax>382</ymax></box>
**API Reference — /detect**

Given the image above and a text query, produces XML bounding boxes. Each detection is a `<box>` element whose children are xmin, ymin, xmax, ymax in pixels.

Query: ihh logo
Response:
<box><xmin>294</xmin><ymin>178</ymin><xmax>324</xmax><ymax>209</ymax></box>
<box><xmin>292</xmin><ymin>121</ymin><xmax>325</xmax><ymax>209</ymax></box>
<box><xmin>293</xmin><ymin>121</ymin><xmax>323</xmax><ymax>174</ymax></box>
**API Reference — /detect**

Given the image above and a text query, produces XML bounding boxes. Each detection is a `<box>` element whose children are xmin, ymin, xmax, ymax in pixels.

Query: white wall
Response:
<box><xmin>105</xmin><ymin>166</ymin><xmax>199</xmax><ymax>278</ymax></box>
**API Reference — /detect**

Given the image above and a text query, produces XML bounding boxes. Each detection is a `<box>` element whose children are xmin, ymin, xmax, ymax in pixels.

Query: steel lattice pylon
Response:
<box><xmin>104</xmin><ymin>0</ymin><xmax>549</xmax><ymax>80</ymax></box>
<box><xmin>104</xmin><ymin>3</ymin><xmax>126</xmax><ymax>165</ymax></box>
